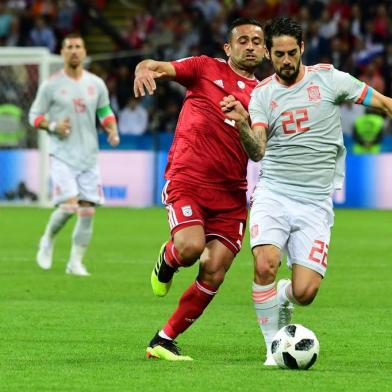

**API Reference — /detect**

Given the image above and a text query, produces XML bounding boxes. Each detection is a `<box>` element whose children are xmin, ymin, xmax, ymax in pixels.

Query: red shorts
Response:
<box><xmin>162</xmin><ymin>180</ymin><xmax>247</xmax><ymax>255</ymax></box>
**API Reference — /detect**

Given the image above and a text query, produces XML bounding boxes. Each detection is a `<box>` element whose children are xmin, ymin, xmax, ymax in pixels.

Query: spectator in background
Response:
<box><xmin>350</xmin><ymin>4</ymin><xmax>362</xmax><ymax>41</ymax></box>
<box><xmin>114</xmin><ymin>64</ymin><xmax>133</xmax><ymax>110</ymax></box>
<box><xmin>150</xmin><ymin>98</ymin><xmax>181</xmax><ymax>134</ymax></box>
<box><xmin>340</xmin><ymin>101</ymin><xmax>365</xmax><ymax>136</ymax></box>
<box><xmin>122</xmin><ymin>16</ymin><xmax>146</xmax><ymax>50</ymax></box>
<box><xmin>6</xmin><ymin>0</ymin><xmax>27</xmax><ymax>11</ymax></box>
<box><xmin>118</xmin><ymin>96</ymin><xmax>148</xmax><ymax>135</ymax></box>
<box><xmin>55</xmin><ymin>0</ymin><xmax>77</xmax><ymax>38</ymax></box>
<box><xmin>359</xmin><ymin>59</ymin><xmax>385</xmax><ymax>94</ymax></box>
<box><xmin>5</xmin><ymin>15</ymin><xmax>22</xmax><ymax>46</ymax></box>
<box><xmin>353</xmin><ymin>108</ymin><xmax>384</xmax><ymax>154</ymax></box>
<box><xmin>29</xmin><ymin>15</ymin><xmax>56</xmax><ymax>52</ymax></box>
<box><xmin>31</xmin><ymin>0</ymin><xmax>57</xmax><ymax>20</ymax></box>
<box><xmin>0</xmin><ymin>1</ymin><xmax>12</xmax><ymax>44</ymax></box>
<box><xmin>373</xmin><ymin>3</ymin><xmax>389</xmax><ymax>43</ymax></box>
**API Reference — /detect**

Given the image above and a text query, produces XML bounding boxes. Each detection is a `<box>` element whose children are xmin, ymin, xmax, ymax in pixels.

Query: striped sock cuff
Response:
<box><xmin>252</xmin><ymin>282</ymin><xmax>277</xmax><ymax>307</ymax></box>
<box><xmin>195</xmin><ymin>279</ymin><xmax>217</xmax><ymax>296</ymax></box>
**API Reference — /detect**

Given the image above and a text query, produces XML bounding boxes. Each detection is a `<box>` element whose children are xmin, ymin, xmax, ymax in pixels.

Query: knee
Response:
<box><xmin>175</xmin><ymin>237</ymin><xmax>205</xmax><ymax>263</ymax></box>
<box><xmin>254</xmin><ymin>254</ymin><xmax>279</xmax><ymax>283</ymax></box>
<box><xmin>199</xmin><ymin>265</ymin><xmax>226</xmax><ymax>288</ymax></box>
<box><xmin>292</xmin><ymin>283</ymin><xmax>319</xmax><ymax>306</ymax></box>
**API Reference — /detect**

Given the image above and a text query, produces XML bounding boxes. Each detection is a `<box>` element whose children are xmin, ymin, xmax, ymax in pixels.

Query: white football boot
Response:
<box><xmin>277</xmin><ymin>279</ymin><xmax>294</xmax><ymax>329</ymax></box>
<box><xmin>36</xmin><ymin>236</ymin><xmax>53</xmax><ymax>270</ymax></box>
<box><xmin>264</xmin><ymin>345</ymin><xmax>277</xmax><ymax>366</ymax></box>
<box><xmin>66</xmin><ymin>262</ymin><xmax>90</xmax><ymax>276</ymax></box>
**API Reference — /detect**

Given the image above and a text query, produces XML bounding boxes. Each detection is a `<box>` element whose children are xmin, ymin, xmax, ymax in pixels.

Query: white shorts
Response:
<box><xmin>50</xmin><ymin>157</ymin><xmax>104</xmax><ymax>206</ymax></box>
<box><xmin>249</xmin><ymin>186</ymin><xmax>334</xmax><ymax>277</ymax></box>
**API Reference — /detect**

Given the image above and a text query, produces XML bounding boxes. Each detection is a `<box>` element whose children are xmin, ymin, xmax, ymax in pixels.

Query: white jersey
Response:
<box><xmin>249</xmin><ymin>64</ymin><xmax>368</xmax><ymax>201</ymax></box>
<box><xmin>29</xmin><ymin>70</ymin><xmax>110</xmax><ymax>170</ymax></box>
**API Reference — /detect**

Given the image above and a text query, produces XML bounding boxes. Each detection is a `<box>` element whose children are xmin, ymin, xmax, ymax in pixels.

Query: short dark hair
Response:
<box><xmin>228</xmin><ymin>17</ymin><xmax>263</xmax><ymax>42</ymax></box>
<box><xmin>62</xmin><ymin>33</ymin><xmax>85</xmax><ymax>48</ymax></box>
<box><xmin>264</xmin><ymin>17</ymin><xmax>302</xmax><ymax>52</ymax></box>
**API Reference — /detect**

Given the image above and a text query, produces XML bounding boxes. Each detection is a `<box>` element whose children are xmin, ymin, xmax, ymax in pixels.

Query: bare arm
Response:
<box><xmin>102</xmin><ymin>120</ymin><xmax>120</xmax><ymax>147</ymax></box>
<box><xmin>368</xmin><ymin>89</ymin><xmax>392</xmax><ymax>117</ymax></box>
<box><xmin>220</xmin><ymin>95</ymin><xmax>267</xmax><ymax>162</ymax></box>
<box><xmin>133</xmin><ymin>59</ymin><xmax>176</xmax><ymax>97</ymax></box>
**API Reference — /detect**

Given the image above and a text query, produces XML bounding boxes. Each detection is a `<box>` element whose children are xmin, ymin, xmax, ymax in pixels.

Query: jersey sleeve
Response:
<box><xmin>171</xmin><ymin>55</ymin><xmax>206</xmax><ymax>87</ymax></box>
<box><xmin>249</xmin><ymin>89</ymin><xmax>268</xmax><ymax>129</ymax></box>
<box><xmin>332</xmin><ymin>68</ymin><xmax>368</xmax><ymax>104</ymax></box>
<box><xmin>28</xmin><ymin>80</ymin><xmax>51</xmax><ymax>127</ymax></box>
<box><xmin>96</xmin><ymin>78</ymin><xmax>116</xmax><ymax>126</ymax></box>
<box><xmin>96</xmin><ymin>77</ymin><xmax>110</xmax><ymax>108</ymax></box>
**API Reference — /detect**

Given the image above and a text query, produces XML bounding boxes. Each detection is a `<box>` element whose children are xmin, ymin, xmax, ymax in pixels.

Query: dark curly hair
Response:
<box><xmin>264</xmin><ymin>17</ymin><xmax>302</xmax><ymax>52</ymax></box>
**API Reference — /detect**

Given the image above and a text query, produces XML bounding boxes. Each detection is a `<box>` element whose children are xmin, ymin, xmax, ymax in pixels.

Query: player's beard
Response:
<box><xmin>276</xmin><ymin>61</ymin><xmax>301</xmax><ymax>83</ymax></box>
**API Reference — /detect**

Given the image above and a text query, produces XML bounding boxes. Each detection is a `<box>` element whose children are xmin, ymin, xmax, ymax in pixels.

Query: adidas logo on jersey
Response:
<box><xmin>270</xmin><ymin>100</ymin><xmax>278</xmax><ymax>109</ymax></box>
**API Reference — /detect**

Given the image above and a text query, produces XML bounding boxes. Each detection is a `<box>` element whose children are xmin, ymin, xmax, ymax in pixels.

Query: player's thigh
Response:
<box><xmin>249</xmin><ymin>188</ymin><xmax>290</xmax><ymax>251</ymax></box>
<box><xmin>204</xmin><ymin>189</ymin><xmax>247</xmax><ymax>255</ymax></box>
<box><xmin>162</xmin><ymin>180</ymin><xmax>205</xmax><ymax>236</ymax></box>
<box><xmin>198</xmin><ymin>239</ymin><xmax>235</xmax><ymax>286</ymax></box>
<box><xmin>50</xmin><ymin>158</ymin><xmax>78</xmax><ymax>205</ymax></box>
<box><xmin>287</xmin><ymin>200</ymin><xmax>333</xmax><ymax>278</ymax></box>
<box><xmin>77</xmin><ymin>164</ymin><xmax>104</xmax><ymax>205</ymax></box>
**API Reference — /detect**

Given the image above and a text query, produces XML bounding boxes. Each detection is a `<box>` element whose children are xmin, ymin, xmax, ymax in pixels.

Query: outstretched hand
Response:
<box><xmin>220</xmin><ymin>95</ymin><xmax>249</xmax><ymax>125</ymax></box>
<box><xmin>134</xmin><ymin>69</ymin><xmax>167</xmax><ymax>97</ymax></box>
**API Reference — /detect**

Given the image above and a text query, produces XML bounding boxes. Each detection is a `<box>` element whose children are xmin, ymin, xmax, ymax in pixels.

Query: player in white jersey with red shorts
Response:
<box><xmin>220</xmin><ymin>17</ymin><xmax>392</xmax><ymax>365</ymax></box>
<box><xmin>29</xmin><ymin>33</ymin><xmax>119</xmax><ymax>276</ymax></box>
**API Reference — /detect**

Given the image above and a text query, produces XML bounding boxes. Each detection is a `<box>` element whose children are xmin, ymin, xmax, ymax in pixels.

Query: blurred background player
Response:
<box><xmin>29</xmin><ymin>33</ymin><xmax>120</xmax><ymax>276</ymax></box>
<box><xmin>221</xmin><ymin>16</ymin><xmax>392</xmax><ymax>366</ymax></box>
<box><xmin>352</xmin><ymin>108</ymin><xmax>385</xmax><ymax>154</ymax></box>
<box><xmin>133</xmin><ymin>18</ymin><xmax>265</xmax><ymax>360</ymax></box>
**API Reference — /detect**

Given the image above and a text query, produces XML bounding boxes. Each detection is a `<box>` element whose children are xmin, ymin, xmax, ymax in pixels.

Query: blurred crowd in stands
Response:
<box><xmin>113</xmin><ymin>0</ymin><xmax>392</xmax><ymax>151</ymax></box>
<box><xmin>0</xmin><ymin>0</ymin><xmax>391</xmax><ymax>151</ymax></box>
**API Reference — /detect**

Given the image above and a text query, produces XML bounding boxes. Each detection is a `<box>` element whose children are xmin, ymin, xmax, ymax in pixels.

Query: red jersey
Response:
<box><xmin>165</xmin><ymin>55</ymin><xmax>258</xmax><ymax>191</ymax></box>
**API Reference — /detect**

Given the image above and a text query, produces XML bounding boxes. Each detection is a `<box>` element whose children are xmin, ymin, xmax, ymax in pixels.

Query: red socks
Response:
<box><xmin>164</xmin><ymin>239</ymin><xmax>183</xmax><ymax>269</ymax></box>
<box><xmin>163</xmin><ymin>279</ymin><xmax>217</xmax><ymax>339</ymax></box>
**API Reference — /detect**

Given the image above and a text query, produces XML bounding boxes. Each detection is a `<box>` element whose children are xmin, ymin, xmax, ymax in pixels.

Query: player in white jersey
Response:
<box><xmin>220</xmin><ymin>17</ymin><xmax>392</xmax><ymax>365</ymax></box>
<box><xmin>29</xmin><ymin>33</ymin><xmax>120</xmax><ymax>276</ymax></box>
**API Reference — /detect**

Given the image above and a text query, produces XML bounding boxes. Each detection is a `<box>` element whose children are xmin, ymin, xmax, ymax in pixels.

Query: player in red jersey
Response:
<box><xmin>134</xmin><ymin>18</ymin><xmax>265</xmax><ymax>360</ymax></box>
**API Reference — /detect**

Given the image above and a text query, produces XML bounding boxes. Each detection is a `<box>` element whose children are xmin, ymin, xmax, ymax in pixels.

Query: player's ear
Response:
<box><xmin>264</xmin><ymin>49</ymin><xmax>270</xmax><ymax>60</ymax></box>
<box><xmin>300</xmin><ymin>41</ymin><xmax>305</xmax><ymax>56</ymax></box>
<box><xmin>223</xmin><ymin>42</ymin><xmax>231</xmax><ymax>57</ymax></box>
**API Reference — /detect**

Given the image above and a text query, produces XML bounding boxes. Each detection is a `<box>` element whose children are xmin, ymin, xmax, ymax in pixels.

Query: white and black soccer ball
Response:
<box><xmin>271</xmin><ymin>324</ymin><xmax>319</xmax><ymax>370</ymax></box>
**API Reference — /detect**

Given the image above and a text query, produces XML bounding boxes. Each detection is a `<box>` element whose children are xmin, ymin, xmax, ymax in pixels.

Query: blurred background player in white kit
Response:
<box><xmin>221</xmin><ymin>16</ymin><xmax>392</xmax><ymax>365</ymax></box>
<box><xmin>29</xmin><ymin>33</ymin><xmax>120</xmax><ymax>276</ymax></box>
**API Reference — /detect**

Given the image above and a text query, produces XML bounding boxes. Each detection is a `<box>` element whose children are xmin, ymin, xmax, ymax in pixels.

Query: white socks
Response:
<box><xmin>42</xmin><ymin>204</ymin><xmax>77</xmax><ymax>242</ymax></box>
<box><xmin>69</xmin><ymin>207</ymin><xmax>95</xmax><ymax>265</ymax></box>
<box><xmin>252</xmin><ymin>282</ymin><xmax>279</xmax><ymax>350</ymax></box>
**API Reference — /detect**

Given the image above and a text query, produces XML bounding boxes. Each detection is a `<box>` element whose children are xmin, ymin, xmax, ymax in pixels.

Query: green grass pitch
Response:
<box><xmin>1</xmin><ymin>207</ymin><xmax>391</xmax><ymax>391</ymax></box>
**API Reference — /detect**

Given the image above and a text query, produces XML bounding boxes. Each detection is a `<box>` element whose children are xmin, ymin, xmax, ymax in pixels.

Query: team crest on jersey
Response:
<box><xmin>237</xmin><ymin>80</ymin><xmax>246</xmax><ymax>89</ymax></box>
<box><xmin>73</xmin><ymin>98</ymin><xmax>87</xmax><ymax>113</ymax></box>
<box><xmin>250</xmin><ymin>224</ymin><xmax>259</xmax><ymax>239</ymax></box>
<box><xmin>214</xmin><ymin>79</ymin><xmax>224</xmax><ymax>88</ymax></box>
<box><xmin>181</xmin><ymin>205</ymin><xmax>193</xmax><ymax>217</ymax></box>
<box><xmin>307</xmin><ymin>85</ymin><xmax>321</xmax><ymax>101</ymax></box>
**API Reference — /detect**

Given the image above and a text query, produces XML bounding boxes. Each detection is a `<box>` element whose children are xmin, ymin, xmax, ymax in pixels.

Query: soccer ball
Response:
<box><xmin>271</xmin><ymin>324</ymin><xmax>319</xmax><ymax>370</ymax></box>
